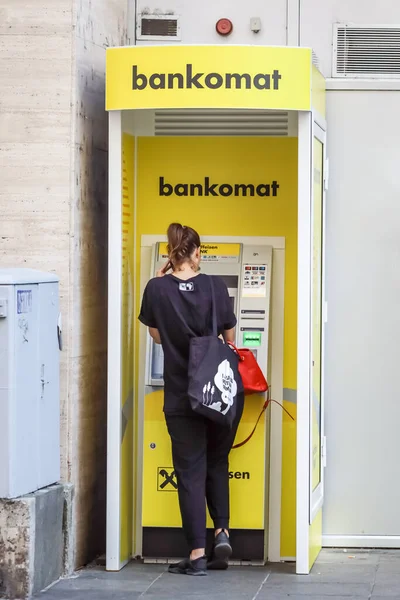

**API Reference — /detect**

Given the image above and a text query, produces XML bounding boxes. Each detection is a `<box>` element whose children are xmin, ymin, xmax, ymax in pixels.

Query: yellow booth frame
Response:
<box><xmin>105</xmin><ymin>44</ymin><xmax>327</xmax><ymax>575</ymax></box>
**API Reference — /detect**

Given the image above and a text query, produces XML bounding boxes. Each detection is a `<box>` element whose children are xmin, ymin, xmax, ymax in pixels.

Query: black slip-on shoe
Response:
<box><xmin>207</xmin><ymin>531</ymin><xmax>232</xmax><ymax>570</ymax></box>
<box><xmin>168</xmin><ymin>555</ymin><xmax>207</xmax><ymax>576</ymax></box>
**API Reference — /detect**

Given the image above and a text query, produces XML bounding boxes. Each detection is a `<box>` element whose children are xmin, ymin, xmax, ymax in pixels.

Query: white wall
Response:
<box><xmin>135</xmin><ymin>0</ymin><xmax>287</xmax><ymax>46</ymax></box>
<box><xmin>300</xmin><ymin>0</ymin><xmax>400</xmax><ymax>77</ymax></box>
<box><xmin>323</xmin><ymin>90</ymin><xmax>400</xmax><ymax>539</ymax></box>
<box><xmin>301</xmin><ymin>0</ymin><xmax>400</xmax><ymax>542</ymax></box>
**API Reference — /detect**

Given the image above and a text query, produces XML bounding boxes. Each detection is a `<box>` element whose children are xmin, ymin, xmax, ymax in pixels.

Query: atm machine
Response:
<box><xmin>138</xmin><ymin>239</ymin><xmax>273</xmax><ymax>562</ymax></box>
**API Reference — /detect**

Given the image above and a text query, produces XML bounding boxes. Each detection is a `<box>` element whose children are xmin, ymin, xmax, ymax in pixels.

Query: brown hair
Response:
<box><xmin>163</xmin><ymin>223</ymin><xmax>201</xmax><ymax>273</ymax></box>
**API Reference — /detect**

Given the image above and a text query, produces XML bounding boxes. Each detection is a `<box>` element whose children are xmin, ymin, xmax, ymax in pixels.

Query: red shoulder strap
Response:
<box><xmin>232</xmin><ymin>398</ymin><xmax>294</xmax><ymax>450</ymax></box>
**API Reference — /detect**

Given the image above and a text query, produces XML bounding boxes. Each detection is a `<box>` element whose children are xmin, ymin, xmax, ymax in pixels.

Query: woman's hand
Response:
<box><xmin>156</xmin><ymin>261</ymin><xmax>169</xmax><ymax>277</ymax></box>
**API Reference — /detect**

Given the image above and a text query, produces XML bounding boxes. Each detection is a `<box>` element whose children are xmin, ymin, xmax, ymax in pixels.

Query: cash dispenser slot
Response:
<box><xmin>241</xmin><ymin>309</ymin><xmax>266</xmax><ymax>320</ymax></box>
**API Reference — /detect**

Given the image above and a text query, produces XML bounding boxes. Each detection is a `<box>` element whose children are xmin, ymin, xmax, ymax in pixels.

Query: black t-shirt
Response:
<box><xmin>138</xmin><ymin>273</ymin><xmax>236</xmax><ymax>414</ymax></box>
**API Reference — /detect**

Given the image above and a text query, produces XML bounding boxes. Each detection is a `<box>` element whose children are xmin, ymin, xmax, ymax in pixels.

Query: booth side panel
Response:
<box><xmin>120</xmin><ymin>133</ymin><xmax>135</xmax><ymax>563</ymax></box>
<box><xmin>296</xmin><ymin>111</ymin><xmax>313</xmax><ymax>574</ymax></box>
<box><xmin>309</xmin><ymin>510</ymin><xmax>322</xmax><ymax>568</ymax></box>
<box><xmin>280</xmin><ymin>403</ymin><xmax>297</xmax><ymax>558</ymax></box>
<box><xmin>307</xmin><ymin>133</ymin><xmax>325</xmax><ymax>567</ymax></box>
<box><xmin>312</xmin><ymin>66</ymin><xmax>326</xmax><ymax>119</ymax></box>
<box><xmin>279</xmin><ymin>144</ymin><xmax>299</xmax><ymax>560</ymax></box>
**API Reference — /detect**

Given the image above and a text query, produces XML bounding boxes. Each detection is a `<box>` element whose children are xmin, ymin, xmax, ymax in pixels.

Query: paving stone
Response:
<box><xmin>141</xmin><ymin>595</ymin><xmax>252</xmax><ymax>600</ymax></box>
<box><xmin>266</xmin><ymin>561</ymin><xmax>296</xmax><ymax>574</ymax></box>
<box><xmin>257</xmin><ymin>582</ymin><xmax>372</xmax><ymax>597</ymax></box>
<box><xmin>267</xmin><ymin>567</ymin><xmax>376</xmax><ymax>584</ymax></box>
<box><xmin>373</xmin><ymin>583</ymin><xmax>400</xmax><ymax>597</ymax></box>
<box><xmin>36</xmin><ymin>591</ymin><xmax>142</xmax><ymax>600</ymax></box>
<box><xmin>377</xmin><ymin>551</ymin><xmax>400</xmax><ymax>561</ymax></box>
<box><xmin>311</xmin><ymin>563</ymin><xmax>377</xmax><ymax>575</ymax></box>
<box><xmin>82</xmin><ymin>561</ymin><xmax>168</xmax><ymax>578</ymax></box>
<box><xmin>316</xmin><ymin>549</ymin><xmax>381</xmax><ymax>565</ymax></box>
<box><xmin>46</xmin><ymin>576</ymin><xmax>151</xmax><ymax>594</ymax></box>
<box><xmin>75</xmin><ymin>563</ymin><xmax>167</xmax><ymax>581</ymax></box>
<box><xmin>43</xmin><ymin>564</ymin><xmax>166</xmax><ymax>596</ymax></box>
<box><xmin>374</xmin><ymin>572</ymin><xmax>400</xmax><ymax>584</ymax></box>
<box><xmin>377</xmin><ymin>561</ymin><xmax>400</xmax><ymax>573</ymax></box>
<box><xmin>145</xmin><ymin>568</ymin><xmax>269</xmax><ymax>597</ymax></box>
<box><xmin>258</xmin><ymin>596</ymin><xmax>369</xmax><ymax>600</ymax></box>
<box><xmin>35</xmin><ymin>551</ymin><xmax>400</xmax><ymax>600</ymax></box>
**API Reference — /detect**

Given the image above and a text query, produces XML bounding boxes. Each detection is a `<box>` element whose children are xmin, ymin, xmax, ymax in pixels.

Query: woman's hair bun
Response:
<box><xmin>163</xmin><ymin>223</ymin><xmax>201</xmax><ymax>272</ymax></box>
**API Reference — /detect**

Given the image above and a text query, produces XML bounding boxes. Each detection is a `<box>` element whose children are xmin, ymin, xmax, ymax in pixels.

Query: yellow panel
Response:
<box><xmin>280</xmin><ymin>401</ymin><xmax>297</xmax><ymax>558</ymax></box>
<box><xmin>135</xmin><ymin>137</ymin><xmax>299</xmax><ymax>556</ymax></box>
<box><xmin>142</xmin><ymin>392</ymin><xmax>180</xmax><ymax>527</ymax></box>
<box><xmin>120</xmin><ymin>419</ymin><xmax>133</xmax><ymax>559</ymax></box>
<box><xmin>312</xmin><ymin>66</ymin><xmax>326</xmax><ymax>118</ymax></box>
<box><xmin>120</xmin><ymin>133</ymin><xmax>135</xmax><ymax>562</ymax></box>
<box><xmin>106</xmin><ymin>45</ymin><xmax>312</xmax><ymax>111</ymax></box>
<box><xmin>229</xmin><ymin>396</ymin><xmax>267</xmax><ymax>529</ymax></box>
<box><xmin>143</xmin><ymin>392</ymin><xmax>267</xmax><ymax>529</ymax></box>
<box><xmin>309</xmin><ymin>509</ymin><xmax>322</xmax><ymax>569</ymax></box>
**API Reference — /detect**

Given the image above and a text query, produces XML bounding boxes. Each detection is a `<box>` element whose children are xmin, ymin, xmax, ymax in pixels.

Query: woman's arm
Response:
<box><xmin>223</xmin><ymin>328</ymin><xmax>235</xmax><ymax>343</ymax></box>
<box><xmin>149</xmin><ymin>327</ymin><xmax>162</xmax><ymax>345</ymax></box>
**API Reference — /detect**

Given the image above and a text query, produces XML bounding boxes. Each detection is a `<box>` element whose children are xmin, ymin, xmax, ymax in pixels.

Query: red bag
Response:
<box><xmin>227</xmin><ymin>344</ymin><xmax>268</xmax><ymax>394</ymax></box>
<box><xmin>227</xmin><ymin>343</ymin><xmax>295</xmax><ymax>449</ymax></box>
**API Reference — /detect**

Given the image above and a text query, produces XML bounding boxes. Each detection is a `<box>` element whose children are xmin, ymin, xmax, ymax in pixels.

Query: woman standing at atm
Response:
<box><xmin>139</xmin><ymin>223</ymin><xmax>244</xmax><ymax>576</ymax></box>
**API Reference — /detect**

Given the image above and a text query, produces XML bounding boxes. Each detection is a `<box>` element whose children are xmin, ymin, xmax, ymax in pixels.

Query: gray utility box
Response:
<box><xmin>0</xmin><ymin>269</ymin><xmax>60</xmax><ymax>498</ymax></box>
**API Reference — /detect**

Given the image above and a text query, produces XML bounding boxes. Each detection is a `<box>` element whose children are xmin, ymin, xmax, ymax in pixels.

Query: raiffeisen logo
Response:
<box><xmin>133</xmin><ymin>64</ymin><xmax>282</xmax><ymax>91</ymax></box>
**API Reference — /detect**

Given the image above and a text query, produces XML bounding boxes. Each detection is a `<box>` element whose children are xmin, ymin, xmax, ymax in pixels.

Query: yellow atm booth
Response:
<box><xmin>140</xmin><ymin>240</ymin><xmax>274</xmax><ymax>561</ymax></box>
<box><xmin>105</xmin><ymin>45</ymin><xmax>327</xmax><ymax>575</ymax></box>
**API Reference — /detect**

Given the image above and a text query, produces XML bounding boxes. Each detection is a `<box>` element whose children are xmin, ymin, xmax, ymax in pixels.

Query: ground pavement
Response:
<box><xmin>35</xmin><ymin>549</ymin><xmax>400</xmax><ymax>600</ymax></box>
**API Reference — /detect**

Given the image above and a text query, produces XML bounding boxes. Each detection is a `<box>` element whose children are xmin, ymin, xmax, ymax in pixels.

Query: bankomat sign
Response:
<box><xmin>159</xmin><ymin>177</ymin><xmax>279</xmax><ymax>198</ymax></box>
<box><xmin>133</xmin><ymin>65</ymin><xmax>282</xmax><ymax>92</ymax></box>
<box><xmin>106</xmin><ymin>46</ymin><xmax>313</xmax><ymax>111</ymax></box>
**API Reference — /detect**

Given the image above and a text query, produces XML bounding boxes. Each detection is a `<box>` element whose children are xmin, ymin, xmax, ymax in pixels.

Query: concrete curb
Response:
<box><xmin>0</xmin><ymin>483</ymin><xmax>74</xmax><ymax>599</ymax></box>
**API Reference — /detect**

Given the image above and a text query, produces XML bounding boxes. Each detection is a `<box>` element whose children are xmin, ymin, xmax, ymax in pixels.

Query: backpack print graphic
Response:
<box><xmin>202</xmin><ymin>359</ymin><xmax>237</xmax><ymax>415</ymax></box>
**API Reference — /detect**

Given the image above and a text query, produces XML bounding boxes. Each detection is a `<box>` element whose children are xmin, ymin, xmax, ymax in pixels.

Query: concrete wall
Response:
<box><xmin>70</xmin><ymin>0</ymin><xmax>128</xmax><ymax>567</ymax></box>
<box><xmin>0</xmin><ymin>0</ymin><xmax>73</xmax><ymax>487</ymax></box>
<box><xmin>0</xmin><ymin>0</ymin><xmax>127</xmax><ymax>570</ymax></box>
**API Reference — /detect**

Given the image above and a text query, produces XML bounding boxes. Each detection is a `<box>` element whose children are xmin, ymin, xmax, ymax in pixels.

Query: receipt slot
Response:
<box><xmin>140</xmin><ymin>240</ymin><xmax>273</xmax><ymax>562</ymax></box>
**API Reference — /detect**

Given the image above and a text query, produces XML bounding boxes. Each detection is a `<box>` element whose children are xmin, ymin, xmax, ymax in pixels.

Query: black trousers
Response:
<box><xmin>165</xmin><ymin>394</ymin><xmax>244</xmax><ymax>551</ymax></box>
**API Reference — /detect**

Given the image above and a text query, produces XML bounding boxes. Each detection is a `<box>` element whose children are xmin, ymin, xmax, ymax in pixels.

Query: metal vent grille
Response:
<box><xmin>141</xmin><ymin>18</ymin><xmax>177</xmax><ymax>37</ymax></box>
<box><xmin>333</xmin><ymin>24</ymin><xmax>400</xmax><ymax>78</ymax></box>
<box><xmin>136</xmin><ymin>14</ymin><xmax>181</xmax><ymax>41</ymax></box>
<box><xmin>154</xmin><ymin>110</ymin><xmax>289</xmax><ymax>136</ymax></box>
